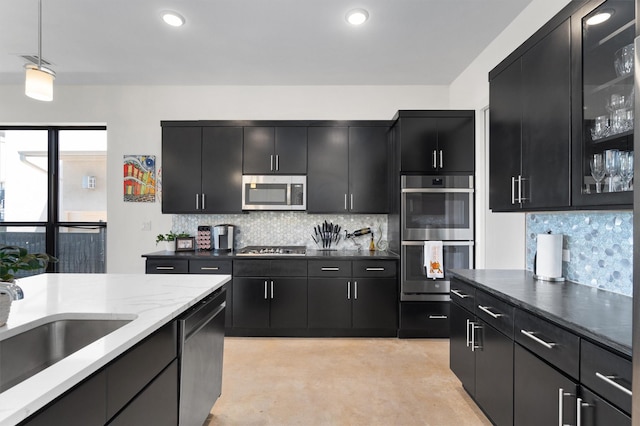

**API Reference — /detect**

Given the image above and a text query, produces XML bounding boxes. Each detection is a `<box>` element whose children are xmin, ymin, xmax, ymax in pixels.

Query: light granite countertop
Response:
<box><xmin>0</xmin><ymin>273</ymin><xmax>230</xmax><ymax>425</ymax></box>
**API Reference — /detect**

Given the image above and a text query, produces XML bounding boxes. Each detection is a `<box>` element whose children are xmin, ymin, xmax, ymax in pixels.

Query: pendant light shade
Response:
<box><xmin>25</xmin><ymin>64</ymin><xmax>54</xmax><ymax>101</ymax></box>
<box><xmin>25</xmin><ymin>0</ymin><xmax>54</xmax><ymax>102</ymax></box>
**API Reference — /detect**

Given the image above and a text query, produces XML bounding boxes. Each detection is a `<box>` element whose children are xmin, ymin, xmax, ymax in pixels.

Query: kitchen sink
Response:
<box><xmin>0</xmin><ymin>317</ymin><xmax>133</xmax><ymax>392</ymax></box>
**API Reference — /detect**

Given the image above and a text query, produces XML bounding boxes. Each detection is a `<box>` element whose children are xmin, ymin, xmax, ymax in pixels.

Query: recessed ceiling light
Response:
<box><xmin>346</xmin><ymin>9</ymin><xmax>369</xmax><ymax>26</ymax></box>
<box><xmin>161</xmin><ymin>11</ymin><xmax>185</xmax><ymax>27</ymax></box>
<box><xmin>586</xmin><ymin>10</ymin><xmax>613</xmax><ymax>26</ymax></box>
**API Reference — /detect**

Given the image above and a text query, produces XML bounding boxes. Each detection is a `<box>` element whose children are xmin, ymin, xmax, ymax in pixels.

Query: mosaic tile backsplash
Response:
<box><xmin>526</xmin><ymin>212</ymin><xmax>633</xmax><ymax>296</ymax></box>
<box><xmin>172</xmin><ymin>212</ymin><xmax>389</xmax><ymax>252</ymax></box>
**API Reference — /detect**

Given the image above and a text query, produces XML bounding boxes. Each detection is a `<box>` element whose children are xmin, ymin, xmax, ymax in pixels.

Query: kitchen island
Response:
<box><xmin>0</xmin><ymin>273</ymin><xmax>229</xmax><ymax>425</ymax></box>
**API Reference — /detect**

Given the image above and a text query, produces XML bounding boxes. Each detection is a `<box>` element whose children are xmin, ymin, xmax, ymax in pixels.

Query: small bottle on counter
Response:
<box><xmin>369</xmin><ymin>233</ymin><xmax>375</xmax><ymax>251</ymax></box>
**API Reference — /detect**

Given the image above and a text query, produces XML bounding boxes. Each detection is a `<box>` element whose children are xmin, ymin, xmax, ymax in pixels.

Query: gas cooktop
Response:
<box><xmin>236</xmin><ymin>246</ymin><xmax>307</xmax><ymax>256</ymax></box>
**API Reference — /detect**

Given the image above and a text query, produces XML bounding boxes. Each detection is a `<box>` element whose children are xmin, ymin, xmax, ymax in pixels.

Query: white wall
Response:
<box><xmin>0</xmin><ymin>85</ymin><xmax>449</xmax><ymax>272</ymax></box>
<box><xmin>449</xmin><ymin>0</ymin><xmax>571</xmax><ymax>269</ymax></box>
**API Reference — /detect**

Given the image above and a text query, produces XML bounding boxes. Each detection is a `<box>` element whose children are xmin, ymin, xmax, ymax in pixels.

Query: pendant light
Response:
<box><xmin>25</xmin><ymin>0</ymin><xmax>55</xmax><ymax>101</ymax></box>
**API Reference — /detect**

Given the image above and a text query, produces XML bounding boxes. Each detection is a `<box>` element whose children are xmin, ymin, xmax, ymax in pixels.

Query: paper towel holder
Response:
<box><xmin>533</xmin><ymin>231</ymin><xmax>566</xmax><ymax>282</ymax></box>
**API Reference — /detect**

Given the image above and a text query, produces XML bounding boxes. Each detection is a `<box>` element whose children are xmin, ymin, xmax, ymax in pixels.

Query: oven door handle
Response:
<box><xmin>401</xmin><ymin>188</ymin><xmax>474</xmax><ymax>194</ymax></box>
<box><xmin>401</xmin><ymin>241</ymin><xmax>475</xmax><ymax>247</ymax></box>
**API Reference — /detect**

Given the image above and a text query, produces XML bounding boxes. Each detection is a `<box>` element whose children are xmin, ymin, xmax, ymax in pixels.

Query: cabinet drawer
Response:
<box><xmin>189</xmin><ymin>259</ymin><xmax>232</xmax><ymax>274</ymax></box>
<box><xmin>106</xmin><ymin>321</ymin><xmax>177</xmax><ymax>419</ymax></box>
<box><xmin>579</xmin><ymin>386</ymin><xmax>630</xmax><ymax>425</ymax></box>
<box><xmin>475</xmin><ymin>290</ymin><xmax>514</xmax><ymax>338</ymax></box>
<box><xmin>352</xmin><ymin>260</ymin><xmax>396</xmax><ymax>278</ymax></box>
<box><xmin>449</xmin><ymin>278</ymin><xmax>476</xmax><ymax>313</ymax></box>
<box><xmin>399</xmin><ymin>301</ymin><xmax>449</xmax><ymax>338</ymax></box>
<box><xmin>308</xmin><ymin>260</ymin><xmax>351</xmax><ymax>277</ymax></box>
<box><xmin>514</xmin><ymin>309</ymin><xmax>580</xmax><ymax>380</ymax></box>
<box><xmin>270</xmin><ymin>260</ymin><xmax>307</xmax><ymax>277</ymax></box>
<box><xmin>146</xmin><ymin>259</ymin><xmax>189</xmax><ymax>274</ymax></box>
<box><xmin>581</xmin><ymin>339</ymin><xmax>632</xmax><ymax>415</ymax></box>
<box><xmin>233</xmin><ymin>259</ymin><xmax>270</xmax><ymax>276</ymax></box>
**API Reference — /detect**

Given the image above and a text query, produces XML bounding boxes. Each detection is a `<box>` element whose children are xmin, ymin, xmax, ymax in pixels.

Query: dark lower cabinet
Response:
<box><xmin>109</xmin><ymin>360</ymin><xmax>178</xmax><ymax>426</ymax></box>
<box><xmin>307</xmin><ymin>278</ymin><xmax>352</xmax><ymax>329</ymax></box>
<box><xmin>351</xmin><ymin>278</ymin><xmax>396</xmax><ymax>329</ymax></box>
<box><xmin>579</xmin><ymin>387</ymin><xmax>630</xmax><ymax>426</ymax></box>
<box><xmin>398</xmin><ymin>301</ymin><xmax>450</xmax><ymax>338</ymax></box>
<box><xmin>514</xmin><ymin>343</ymin><xmax>578</xmax><ymax>426</ymax></box>
<box><xmin>449</xmin><ymin>302</ymin><xmax>476</xmax><ymax>396</ymax></box>
<box><xmin>474</xmin><ymin>320</ymin><xmax>513</xmax><ymax>426</ymax></box>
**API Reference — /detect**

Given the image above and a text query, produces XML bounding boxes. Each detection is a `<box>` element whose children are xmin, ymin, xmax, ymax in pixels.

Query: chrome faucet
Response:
<box><xmin>0</xmin><ymin>282</ymin><xmax>24</xmax><ymax>300</ymax></box>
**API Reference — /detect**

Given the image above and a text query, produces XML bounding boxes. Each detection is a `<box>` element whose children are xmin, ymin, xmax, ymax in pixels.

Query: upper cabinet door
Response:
<box><xmin>399</xmin><ymin>117</ymin><xmax>439</xmax><ymax>173</ymax></box>
<box><xmin>162</xmin><ymin>126</ymin><xmax>203</xmax><ymax>214</ymax></box>
<box><xmin>521</xmin><ymin>18</ymin><xmax>572</xmax><ymax>210</ymax></box>
<box><xmin>437</xmin><ymin>116</ymin><xmax>475</xmax><ymax>173</ymax></box>
<box><xmin>489</xmin><ymin>59</ymin><xmax>523</xmax><ymax>212</ymax></box>
<box><xmin>274</xmin><ymin>127</ymin><xmax>307</xmax><ymax>174</ymax></box>
<box><xmin>243</xmin><ymin>127</ymin><xmax>275</xmax><ymax>174</ymax></box>
<box><xmin>307</xmin><ymin>127</ymin><xmax>349</xmax><ymax>213</ymax></box>
<box><xmin>348</xmin><ymin>126</ymin><xmax>389</xmax><ymax>213</ymax></box>
<box><xmin>572</xmin><ymin>0</ymin><xmax>634</xmax><ymax>207</ymax></box>
<box><xmin>202</xmin><ymin>126</ymin><xmax>243</xmax><ymax>213</ymax></box>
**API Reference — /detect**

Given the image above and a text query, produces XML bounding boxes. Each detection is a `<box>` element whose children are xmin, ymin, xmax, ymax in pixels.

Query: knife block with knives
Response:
<box><xmin>311</xmin><ymin>221</ymin><xmax>341</xmax><ymax>250</ymax></box>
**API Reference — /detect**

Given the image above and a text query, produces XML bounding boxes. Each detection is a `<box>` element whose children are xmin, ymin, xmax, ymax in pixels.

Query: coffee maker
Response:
<box><xmin>213</xmin><ymin>224</ymin><xmax>235</xmax><ymax>251</ymax></box>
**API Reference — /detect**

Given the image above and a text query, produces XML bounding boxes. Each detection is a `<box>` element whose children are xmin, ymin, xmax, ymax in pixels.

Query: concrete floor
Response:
<box><xmin>208</xmin><ymin>337</ymin><xmax>491</xmax><ymax>426</ymax></box>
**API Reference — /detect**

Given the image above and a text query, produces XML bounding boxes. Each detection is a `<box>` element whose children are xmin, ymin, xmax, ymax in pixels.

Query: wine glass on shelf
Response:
<box><xmin>590</xmin><ymin>153</ymin><xmax>606</xmax><ymax>193</ymax></box>
<box><xmin>619</xmin><ymin>151</ymin><xmax>634</xmax><ymax>191</ymax></box>
<box><xmin>604</xmin><ymin>149</ymin><xmax>620</xmax><ymax>192</ymax></box>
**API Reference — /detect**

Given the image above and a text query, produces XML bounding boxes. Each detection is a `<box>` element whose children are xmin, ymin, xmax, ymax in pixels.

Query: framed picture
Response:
<box><xmin>175</xmin><ymin>237</ymin><xmax>195</xmax><ymax>252</ymax></box>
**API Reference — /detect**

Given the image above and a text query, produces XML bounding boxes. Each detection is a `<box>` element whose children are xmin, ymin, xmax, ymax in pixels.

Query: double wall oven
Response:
<box><xmin>400</xmin><ymin>175</ymin><xmax>474</xmax><ymax>301</ymax></box>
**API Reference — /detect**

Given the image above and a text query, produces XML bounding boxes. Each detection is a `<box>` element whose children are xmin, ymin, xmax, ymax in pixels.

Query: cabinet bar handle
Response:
<box><xmin>576</xmin><ymin>397</ymin><xmax>590</xmax><ymax>426</ymax></box>
<box><xmin>264</xmin><ymin>281</ymin><xmax>268</xmax><ymax>299</ymax></box>
<box><xmin>595</xmin><ymin>372</ymin><xmax>632</xmax><ymax>396</ymax></box>
<box><xmin>429</xmin><ymin>315</ymin><xmax>447</xmax><ymax>319</ymax></box>
<box><xmin>511</xmin><ymin>176</ymin><xmax>516</xmax><ymax>204</ymax></box>
<box><xmin>271</xmin><ymin>280</ymin><xmax>274</xmax><ymax>299</ymax></box>
<box><xmin>478</xmin><ymin>305</ymin><xmax>503</xmax><ymax>319</ymax></box>
<box><xmin>321</xmin><ymin>267</ymin><xmax>340</xmax><ymax>271</ymax></box>
<box><xmin>275</xmin><ymin>155</ymin><xmax>279</xmax><ymax>171</ymax></box>
<box><xmin>202</xmin><ymin>193</ymin><xmax>206</xmax><ymax>210</ymax></box>
<box><xmin>270</xmin><ymin>154</ymin><xmax>274</xmax><ymax>171</ymax></box>
<box><xmin>195</xmin><ymin>193</ymin><xmax>200</xmax><ymax>210</ymax></box>
<box><xmin>451</xmin><ymin>289</ymin><xmax>470</xmax><ymax>299</ymax></box>
<box><xmin>471</xmin><ymin>322</ymin><xmax>479</xmax><ymax>352</ymax></box>
<box><xmin>439</xmin><ymin>150</ymin><xmax>443</xmax><ymax>169</ymax></box>
<box><xmin>200</xmin><ymin>267</ymin><xmax>219</xmax><ymax>271</ymax></box>
<box><xmin>344</xmin><ymin>194</ymin><xmax>348</xmax><ymax>210</ymax></box>
<box><xmin>520</xmin><ymin>330</ymin><xmax>556</xmax><ymax>349</ymax></box>
<box><xmin>347</xmin><ymin>281</ymin><xmax>351</xmax><ymax>299</ymax></box>
<box><xmin>466</xmin><ymin>319</ymin><xmax>471</xmax><ymax>347</ymax></box>
<box><xmin>432</xmin><ymin>150</ymin><xmax>437</xmax><ymax>169</ymax></box>
<box><xmin>156</xmin><ymin>266</ymin><xmax>175</xmax><ymax>270</ymax></box>
<box><xmin>354</xmin><ymin>281</ymin><xmax>358</xmax><ymax>300</ymax></box>
<box><xmin>350</xmin><ymin>194</ymin><xmax>354</xmax><ymax>210</ymax></box>
<box><xmin>366</xmin><ymin>267</ymin><xmax>385</xmax><ymax>271</ymax></box>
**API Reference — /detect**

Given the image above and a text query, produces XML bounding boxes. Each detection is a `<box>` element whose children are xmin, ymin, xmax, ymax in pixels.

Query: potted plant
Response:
<box><xmin>0</xmin><ymin>245</ymin><xmax>58</xmax><ymax>283</ymax></box>
<box><xmin>156</xmin><ymin>231</ymin><xmax>190</xmax><ymax>252</ymax></box>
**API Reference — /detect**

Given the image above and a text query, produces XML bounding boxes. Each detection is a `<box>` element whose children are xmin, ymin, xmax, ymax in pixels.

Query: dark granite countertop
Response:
<box><xmin>449</xmin><ymin>269</ymin><xmax>632</xmax><ymax>358</ymax></box>
<box><xmin>142</xmin><ymin>249</ymin><xmax>399</xmax><ymax>260</ymax></box>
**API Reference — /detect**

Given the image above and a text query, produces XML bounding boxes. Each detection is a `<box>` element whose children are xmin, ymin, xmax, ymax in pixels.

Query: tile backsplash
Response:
<box><xmin>172</xmin><ymin>212</ymin><xmax>389</xmax><ymax>251</ymax></box>
<box><xmin>526</xmin><ymin>211</ymin><xmax>633</xmax><ymax>296</ymax></box>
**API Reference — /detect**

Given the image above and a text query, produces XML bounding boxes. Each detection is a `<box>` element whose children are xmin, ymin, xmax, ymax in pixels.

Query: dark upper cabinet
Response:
<box><xmin>489</xmin><ymin>18</ymin><xmax>572</xmax><ymax>211</ymax></box>
<box><xmin>393</xmin><ymin>111</ymin><xmax>475</xmax><ymax>174</ymax></box>
<box><xmin>162</xmin><ymin>125</ymin><xmax>242</xmax><ymax>213</ymax></box>
<box><xmin>307</xmin><ymin>125</ymin><xmax>389</xmax><ymax>213</ymax></box>
<box><xmin>243</xmin><ymin>126</ymin><xmax>307</xmax><ymax>174</ymax></box>
<box><xmin>571</xmin><ymin>0</ymin><xmax>634</xmax><ymax>207</ymax></box>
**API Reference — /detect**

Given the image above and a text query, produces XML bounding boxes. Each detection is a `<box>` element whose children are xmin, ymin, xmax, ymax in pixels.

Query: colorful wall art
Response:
<box><xmin>123</xmin><ymin>155</ymin><xmax>156</xmax><ymax>202</ymax></box>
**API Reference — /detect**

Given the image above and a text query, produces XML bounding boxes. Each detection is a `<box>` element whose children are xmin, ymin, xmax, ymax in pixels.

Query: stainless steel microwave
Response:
<box><xmin>241</xmin><ymin>175</ymin><xmax>306</xmax><ymax>210</ymax></box>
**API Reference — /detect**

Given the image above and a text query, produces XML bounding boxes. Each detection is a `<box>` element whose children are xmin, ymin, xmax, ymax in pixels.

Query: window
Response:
<box><xmin>0</xmin><ymin>127</ymin><xmax>107</xmax><ymax>275</ymax></box>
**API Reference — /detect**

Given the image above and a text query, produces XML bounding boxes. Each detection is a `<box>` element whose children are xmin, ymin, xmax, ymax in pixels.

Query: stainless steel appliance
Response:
<box><xmin>241</xmin><ymin>175</ymin><xmax>306</xmax><ymax>210</ymax></box>
<box><xmin>401</xmin><ymin>175</ymin><xmax>474</xmax><ymax>241</ymax></box>
<box><xmin>178</xmin><ymin>287</ymin><xmax>226</xmax><ymax>426</ymax></box>
<box><xmin>236</xmin><ymin>245</ymin><xmax>306</xmax><ymax>256</ymax></box>
<box><xmin>400</xmin><ymin>175</ymin><xmax>475</xmax><ymax>301</ymax></box>
<box><xmin>213</xmin><ymin>224</ymin><xmax>234</xmax><ymax>251</ymax></box>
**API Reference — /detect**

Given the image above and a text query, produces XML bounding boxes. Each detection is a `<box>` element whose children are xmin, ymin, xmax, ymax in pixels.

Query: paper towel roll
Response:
<box><xmin>534</xmin><ymin>233</ymin><xmax>564</xmax><ymax>281</ymax></box>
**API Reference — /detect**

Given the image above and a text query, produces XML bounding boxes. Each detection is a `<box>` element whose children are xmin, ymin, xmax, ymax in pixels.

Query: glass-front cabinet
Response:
<box><xmin>573</xmin><ymin>0</ymin><xmax>635</xmax><ymax>207</ymax></box>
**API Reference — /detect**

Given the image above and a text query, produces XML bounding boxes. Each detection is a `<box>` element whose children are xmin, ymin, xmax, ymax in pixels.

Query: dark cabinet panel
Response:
<box><xmin>398</xmin><ymin>117</ymin><xmax>438</xmax><ymax>173</ymax></box>
<box><xmin>243</xmin><ymin>127</ymin><xmax>307</xmax><ymax>174</ymax></box>
<box><xmin>474</xmin><ymin>321</ymin><xmax>514</xmax><ymax>426</ymax></box>
<box><xmin>162</xmin><ymin>126</ymin><xmax>202</xmax><ymax>213</ymax></box>
<box><xmin>307</xmin><ymin>127</ymin><xmax>349</xmax><ymax>212</ymax></box>
<box><xmin>201</xmin><ymin>126</ymin><xmax>243</xmax><ymax>213</ymax></box>
<box><xmin>145</xmin><ymin>258</ymin><xmax>189</xmax><ymax>274</ymax></box>
<box><xmin>307</xmin><ymin>278</ymin><xmax>351</xmax><ymax>329</ymax></box>
<box><xmin>351</xmin><ymin>278</ymin><xmax>397</xmax><ymax>329</ymax></box>
<box><xmin>514</xmin><ymin>343</ymin><xmax>578</xmax><ymax>426</ymax></box>
<box><xmin>275</xmin><ymin>127</ymin><xmax>307</xmax><ymax>174</ymax></box>
<box><xmin>398</xmin><ymin>301</ymin><xmax>450</xmax><ymax>338</ymax></box>
<box><xmin>437</xmin><ymin>116</ymin><xmax>475</xmax><ymax>173</ymax></box>
<box><xmin>232</xmin><ymin>277</ymin><xmax>270</xmax><ymax>328</ymax></box>
<box><xmin>579</xmin><ymin>386</ymin><xmax>631</xmax><ymax>426</ymax></box>
<box><xmin>270</xmin><ymin>278</ymin><xmax>307</xmax><ymax>328</ymax></box>
<box><xmin>348</xmin><ymin>126</ymin><xmax>389</xmax><ymax>213</ymax></box>
<box><xmin>243</xmin><ymin>127</ymin><xmax>275</xmax><ymax>174</ymax></box>
<box><xmin>449</xmin><ymin>302</ymin><xmax>476</xmax><ymax>396</ymax></box>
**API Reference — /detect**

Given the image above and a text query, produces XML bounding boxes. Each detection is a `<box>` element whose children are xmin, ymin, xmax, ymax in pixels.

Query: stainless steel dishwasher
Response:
<box><xmin>178</xmin><ymin>287</ymin><xmax>226</xmax><ymax>426</ymax></box>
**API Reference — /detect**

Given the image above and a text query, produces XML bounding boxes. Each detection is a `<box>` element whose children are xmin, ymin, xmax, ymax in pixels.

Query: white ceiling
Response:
<box><xmin>1</xmin><ymin>0</ymin><xmax>534</xmax><ymax>86</ymax></box>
